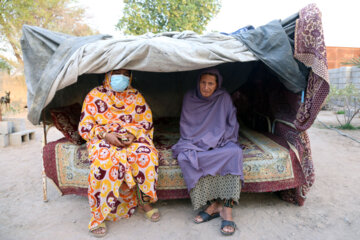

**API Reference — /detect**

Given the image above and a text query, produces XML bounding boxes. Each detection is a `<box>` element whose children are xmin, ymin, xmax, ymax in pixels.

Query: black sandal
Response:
<box><xmin>220</xmin><ymin>220</ymin><xmax>236</xmax><ymax>236</ymax></box>
<box><xmin>194</xmin><ymin>211</ymin><xmax>220</xmax><ymax>224</ymax></box>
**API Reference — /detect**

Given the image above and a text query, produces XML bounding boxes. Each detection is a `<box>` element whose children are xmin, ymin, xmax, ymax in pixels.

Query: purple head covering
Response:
<box><xmin>172</xmin><ymin>69</ymin><xmax>243</xmax><ymax>190</ymax></box>
<box><xmin>174</xmin><ymin>68</ymin><xmax>239</xmax><ymax>152</ymax></box>
<box><xmin>194</xmin><ymin>68</ymin><xmax>224</xmax><ymax>99</ymax></box>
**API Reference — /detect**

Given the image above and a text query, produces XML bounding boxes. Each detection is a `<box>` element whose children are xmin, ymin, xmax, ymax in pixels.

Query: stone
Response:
<box><xmin>3</xmin><ymin>118</ymin><xmax>26</xmax><ymax>132</ymax></box>
<box><xmin>0</xmin><ymin>134</ymin><xmax>9</xmax><ymax>147</ymax></box>
<box><xmin>9</xmin><ymin>130</ymin><xmax>35</xmax><ymax>146</ymax></box>
<box><xmin>0</xmin><ymin>121</ymin><xmax>13</xmax><ymax>134</ymax></box>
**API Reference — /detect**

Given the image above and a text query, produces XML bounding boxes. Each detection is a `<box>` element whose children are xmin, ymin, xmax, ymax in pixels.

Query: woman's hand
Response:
<box><xmin>120</xmin><ymin>133</ymin><xmax>135</xmax><ymax>146</ymax></box>
<box><xmin>104</xmin><ymin>132</ymin><xmax>125</xmax><ymax>147</ymax></box>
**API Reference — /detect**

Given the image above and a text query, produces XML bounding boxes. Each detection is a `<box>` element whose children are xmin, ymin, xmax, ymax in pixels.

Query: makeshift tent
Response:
<box><xmin>22</xmin><ymin>6</ymin><xmax>316</xmax><ymax>125</ymax></box>
<box><xmin>22</xmin><ymin>4</ymin><xmax>329</xmax><ymax>205</ymax></box>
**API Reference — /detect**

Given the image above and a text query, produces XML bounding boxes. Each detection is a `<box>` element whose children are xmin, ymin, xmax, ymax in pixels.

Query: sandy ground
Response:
<box><xmin>0</xmin><ymin>111</ymin><xmax>360</xmax><ymax>240</ymax></box>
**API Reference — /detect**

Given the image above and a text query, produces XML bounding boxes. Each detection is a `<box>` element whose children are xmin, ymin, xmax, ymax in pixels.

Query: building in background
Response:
<box><xmin>327</xmin><ymin>47</ymin><xmax>360</xmax><ymax>90</ymax></box>
<box><xmin>327</xmin><ymin>46</ymin><xmax>360</xmax><ymax>69</ymax></box>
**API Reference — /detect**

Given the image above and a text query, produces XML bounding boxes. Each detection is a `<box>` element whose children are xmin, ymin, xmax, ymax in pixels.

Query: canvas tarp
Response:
<box><xmin>22</xmin><ymin>26</ymin><xmax>260</xmax><ymax>124</ymax></box>
<box><xmin>234</xmin><ymin>20</ymin><xmax>308</xmax><ymax>93</ymax></box>
<box><xmin>21</xmin><ymin>11</ymin><xmax>307</xmax><ymax>125</ymax></box>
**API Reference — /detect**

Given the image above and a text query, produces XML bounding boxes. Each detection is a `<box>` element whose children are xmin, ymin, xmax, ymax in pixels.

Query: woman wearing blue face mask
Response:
<box><xmin>79</xmin><ymin>69</ymin><xmax>160</xmax><ymax>237</ymax></box>
<box><xmin>110</xmin><ymin>69</ymin><xmax>131</xmax><ymax>92</ymax></box>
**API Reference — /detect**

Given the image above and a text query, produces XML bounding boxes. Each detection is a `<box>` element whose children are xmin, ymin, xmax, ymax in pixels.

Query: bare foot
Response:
<box><xmin>141</xmin><ymin>204</ymin><xmax>160</xmax><ymax>221</ymax></box>
<box><xmin>220</xmin><ymin>207</ymin><xmax>235</xmax><ymax>234</ymax></box>
<box><xmin>194</xmin><ymin>201</ymin><xmax>222</xmax><ymax>223</ymax></box>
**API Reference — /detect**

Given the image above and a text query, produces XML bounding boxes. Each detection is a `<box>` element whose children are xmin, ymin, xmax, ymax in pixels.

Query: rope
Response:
<box><xmin>317</xmin><ymin>120</ymin><xmax>360</xmax><ymax>144</ymax></box>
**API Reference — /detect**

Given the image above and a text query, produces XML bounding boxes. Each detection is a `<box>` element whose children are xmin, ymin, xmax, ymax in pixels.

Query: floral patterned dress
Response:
<box><xmin>78</xmin><ymin>74</ymin><xmax>158</xmax><ymax>230</ymax></box>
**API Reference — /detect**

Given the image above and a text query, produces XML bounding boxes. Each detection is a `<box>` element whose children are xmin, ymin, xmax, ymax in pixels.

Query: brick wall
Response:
<box><xmin>327</xmin><ymin>46</ymin><xmax>360</xmax><ymax>69</ymax></box>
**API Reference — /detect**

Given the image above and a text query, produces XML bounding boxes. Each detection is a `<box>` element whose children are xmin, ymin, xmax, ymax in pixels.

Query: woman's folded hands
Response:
<box><xmin>104</xmin><ymin>132</ymin><xmax>135</xmax><ymax>147</ymax></box>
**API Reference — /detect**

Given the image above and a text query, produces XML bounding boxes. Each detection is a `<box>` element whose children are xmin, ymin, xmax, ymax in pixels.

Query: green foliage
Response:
<box><xmin>0</xmin><ymin>58</ymin><xmax>11</xmax><ymax>73</ymax></box>
<box><xmin>0</xmin><ymin>0</ymin><xmax>96</xmax><ymax>69</ymax></box>
<box><xmin>341</xmin><ymin>56</ymin><xmax>360</xmax><ymax>68</ymax></box>
<box><xmin>335</xmin><ymin>123</ymin><xmax>360</xmax><ymax>130</ymax></box>
<box><xmin>328</xmin><ymin>83</ymin><xmax>360</xmax><ymax>127</ymax></box>
<box><xmin>117</xmin><ymin>0</ymin><xmax>221</xmax><ymax>35</ymax></box>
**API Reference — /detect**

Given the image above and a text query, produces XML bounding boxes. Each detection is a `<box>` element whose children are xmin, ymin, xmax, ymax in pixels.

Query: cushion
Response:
<box><xmin>50</xmin><ymin>103</ymin><xmax>85</xmax><ymax>145</ymax></box>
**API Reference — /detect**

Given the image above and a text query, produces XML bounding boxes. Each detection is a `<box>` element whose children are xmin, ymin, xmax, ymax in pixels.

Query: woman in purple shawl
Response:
<box><xmin>172</xmin><ymin>69</ymin><xmax>243</xmax><ymax>236</ymax></box>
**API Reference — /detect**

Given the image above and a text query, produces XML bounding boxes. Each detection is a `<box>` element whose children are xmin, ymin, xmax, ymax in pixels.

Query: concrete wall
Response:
<box><xmin>329</xmin><ymin>66</ymin><xmax>360</xmax><ymax>89</ymax></box>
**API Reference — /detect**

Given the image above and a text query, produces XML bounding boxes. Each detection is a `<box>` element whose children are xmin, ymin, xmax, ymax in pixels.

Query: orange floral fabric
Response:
<box><xmin>78</xmin><ymin>73</ymin><xmax>158</xmax><ymax>230</ymax></box>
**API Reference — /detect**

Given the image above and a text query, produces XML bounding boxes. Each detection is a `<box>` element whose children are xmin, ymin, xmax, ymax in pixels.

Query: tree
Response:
<box><xmin>328</xmin><ymin>83</ymin><xmax>360</xmax><ymax>128</ymax></box>
<box><xmin>0</xmin><ymin>0</ymin><xmax>96</xmax><ymax>70</ymax></box>
<box><xmin>116</xmin><ymin>0</ymin><xmax>221</xmax><ymax>35</ymax></box>
<box><xmin>0</xmin><ymin>58</ymin><xmax>11</xmax><ymax>73</ymax></box>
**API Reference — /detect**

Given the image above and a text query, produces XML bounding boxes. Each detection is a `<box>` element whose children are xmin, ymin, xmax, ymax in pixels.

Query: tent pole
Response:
<box><xmin>42</xmin><ymin>113</ymin><xmax>48</xmax><ymax>202</ymax></box>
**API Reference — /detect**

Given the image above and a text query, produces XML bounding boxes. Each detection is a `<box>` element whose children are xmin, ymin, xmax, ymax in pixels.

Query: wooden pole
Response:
<box><xmin>42</xmin><ymin>112</ymin><xmax>48</xmax><ymax>202</ymax></box>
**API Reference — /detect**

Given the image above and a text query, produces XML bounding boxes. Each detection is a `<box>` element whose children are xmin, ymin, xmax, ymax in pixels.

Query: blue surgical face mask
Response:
<box><xmin>110</xmin><ymin>74</ymin><xmax>130</xmax><ymax>92</ymax></box>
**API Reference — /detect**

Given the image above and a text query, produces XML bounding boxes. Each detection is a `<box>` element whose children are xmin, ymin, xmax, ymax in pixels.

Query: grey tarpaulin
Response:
<box><xmin>21</xmin><ymin>25</ymin><xmax>111</xmax><ymax>124</ymax></box>
<box><xmin>234</xmin><ymin>20</ymin><xmax>308</xmax><ymax>93</ymax></box>
<box><xmin>22</xmin><ymin>27</ymin><xmax>258</xmax><ymax>124</ymax></box>
<box><xmin>21</xmin><ymin>11</ymin><xmax>307</xmax><ymax>125</ymax></box>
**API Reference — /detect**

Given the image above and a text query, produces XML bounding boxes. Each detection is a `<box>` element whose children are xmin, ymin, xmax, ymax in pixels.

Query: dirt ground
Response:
<box><xmin>0</xmin><ymin>111</ymin><xmax>359</xmax><ymax>240</ymax></box>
